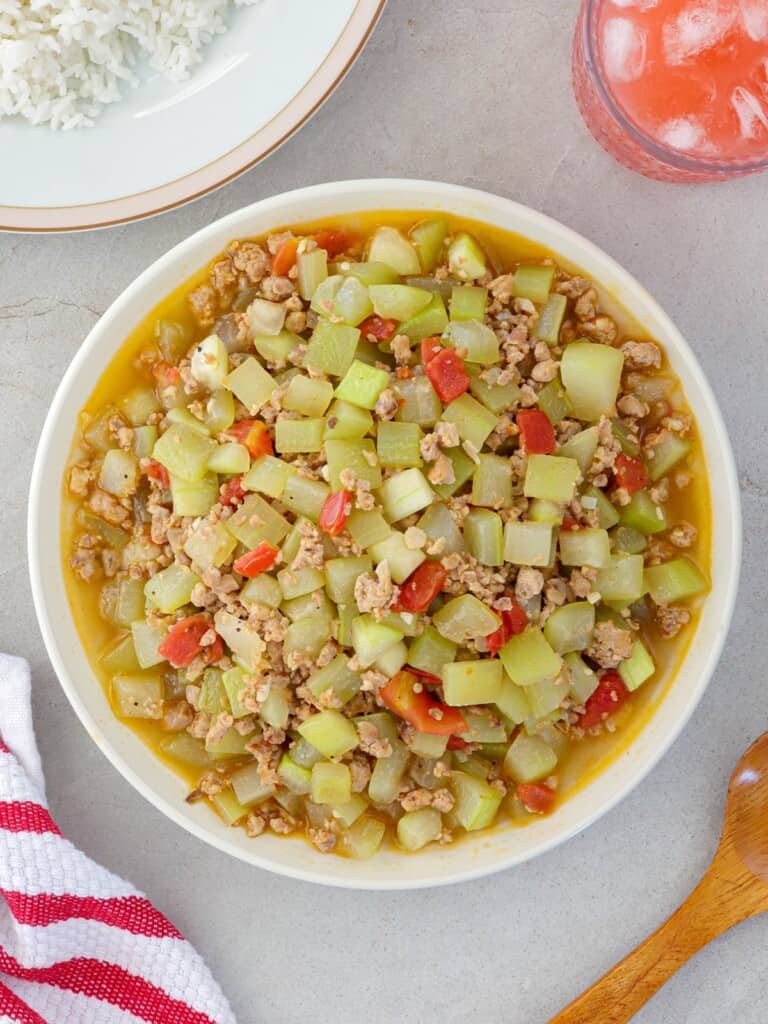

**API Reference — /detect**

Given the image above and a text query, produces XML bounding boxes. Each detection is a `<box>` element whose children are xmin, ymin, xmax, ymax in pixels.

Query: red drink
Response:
<box><xmin>573</xmin><ymin>0</ymin><xmax>768</xmax><ymax>181</ymax></box>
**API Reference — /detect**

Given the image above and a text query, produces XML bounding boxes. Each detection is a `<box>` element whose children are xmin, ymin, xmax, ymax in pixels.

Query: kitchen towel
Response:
<box><xmin>0</xmin><ymin>653</ymin><xmax>236</xmax><ymax>1024</ymax></box>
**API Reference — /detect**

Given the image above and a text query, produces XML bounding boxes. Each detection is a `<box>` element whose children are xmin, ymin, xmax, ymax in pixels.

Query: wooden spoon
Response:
<box><xmin>550</xmin><ymin>732</ymin><xmax>768</xmax><ymax>1024</ymax></box>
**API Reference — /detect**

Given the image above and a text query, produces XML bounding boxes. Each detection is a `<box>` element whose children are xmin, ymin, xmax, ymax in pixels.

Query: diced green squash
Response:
<box><xmin>407</xmin><ymin>626</ymin><xmax>457</xmax><ymax>676</ymax></box>
<box><xmin>594</xmin><ymin>553</ymin><xmax>645</xmax><ymax>604</ymax></box>
<box><xmin>524</xmin><ymin>454</ymin><xmax>581</xmax><ymax>504</ymax></box>
<box><xmin>379</xmin><ymin>467</ymin><xmax>434</xmax><ymax>522</ymax></box>
<box><xmin>274</xmin><ymin>417</ymin><xmax>325</xmax><ymax>454</ymax></box>
<box><xmin>243</xmin><ymin>454</ymin><xmax>296</xmax><ymax>498</ymax></box>
<box><xmin>290</xmin><ymin>736</ymin><xmax>324</xmax><ymax>769</ymax></box>
<box><xmin>223</xmin><ymin>357</ymin><xmax>276</xmax><ymax>412</ymax></box>
<box><xmin>351</xmin><ymin>614</ymin><xmax>404</xmax><ymax>667</ymax></box>
<box><xmin>513</xmin><ymin>264</ymin><xmax>555</xmax><ymax>303</ymax></box>
<box><xmin>543</xmin><ymin>601</ymin><xmax>595</xmax><ymax>654</ymax></box>
<box><xmin>213</xmin><ymin>609</ymin><xmax>265</xmax><ymax>671</ymax></box>
<box><xmin>583</xmin><ymin>485</ymin><xmax>621</xmax><ymax>529</ymax></box>
<box><xmin>395</xmin><ymin>376</ymin><xmax>442</xmax><ymax>427</ymax></box>
<box><xmin>335</xmin><ymin>360</ymin><xmax>390</xmax><ymax>410</ymax></box>
<box><xmin>464</xmin><ymin>508</ymin><xmax>504</xmax><ymax>566</ymax></box>
<box><xmin>450</xmin><ymin>771</ymin><xmax>503</xmax><ymax>831</ymax></box>
<box><xmin>368</xmin><ymin>739</ymin><xmax>409</xmax><ymax>804</ymax></box>
<box><xmin>277</xmin><ymin>565</ymin><xmax>325</xmax><ymax>601</ymax></box>
<box><xmin>197</xmin><ymin>668</ymin><xmax>228</xmax><ymax>715</ymax></box>
<box><xmin>165</xmin><ymin>407</ymin><xmax>211</xmax><ymax>437</ymax></box>
<box><xmin>368</xmin><ymin>226</ymin><xmax>420</xmax><ymax>276</ymax></box>
<box><xmin>611</xmin><ymin>417</ymin><xmax>642</xmax><ymax>458</ymax></box>
<box><xmin>240</xmin><ymin>573</ymin><xmax>282</xmax><ymax>610</ymax></box>
<box><xmin>559</xmin><ymin>527</ymin><xmax>611</xmax><ymax>569</ymax></box>
<box><xmin>325</xmin><ymin>556</ymin><xmax>373</xmax><ymax>604</ymax></box>
<box><xmin>503</xmin><ymin>521</ymin><xmax>555</xmax><ymax>567</ymax></box>
<box><xmin>346</xmin><ymin>508</ymin><xmax>392</xmax><ymax>549</ymax></box>
<box><xmin>160</xmin><ymin>732</ymin><xmax>210</xmax><ymax>767</ymax></box>
<box><xmin>100</xmin><ymin>633</ymin><xmax>141</xmax><ymax>674</ymax></box>
<box><xmin>152</xmin><ymin>424</ymin><xmax>216</xmax><ymax>483</ymax></box>
<box><xmin>499</xmin><ymin>628</ymin><xmax>562</xmax><ymax>688</ymax></box>
<box><xmin>459</xmin><ymin>710</ymin><xmax>508</xmax><ymax>744</ymax></box>
<box><xmin>470</xmin><ymin>454</ymin><xmax>512</xmax><ymax>508</ymax></box>
<box><xmin>418</xmin><ymin>502</ymin><xmax>465</xmax><ymax>554</ymax></box>
<box><xmin>119</xmin><ymin>386</ymin><xmax>161</xmax><ymax>426</ymax></box>
<box><xmin>283</xmin><ymin>375</ymin><xmax>334</xmax><ymax>417</ymax></box>
<box><xmin>297</xmin><ymin>248</ymin><xmax>328</xmax><ymax>301</ymax></box>
<box><xmin>226</xmin><ymin>493</ymin><xmax>290</xmax><ymax>548</ymax></box>
<box><xmin>374</xmin><ymin>639</ymin><xmax>408</xmax><ymax>677</ymax></box>
<box><xmin>144</xmin><ymin>563</ymin><xmax>199</xmax><ymax>613</ymax></box>
<box><xmin>112</xmin><ymin>673</ymin><xmax>163</xmax><ymax>720</ymax></box>
<box><xmin>245</xmin><ymin>297</ymin><xmax>286</xmax><ymax>337</ymax></box>
<box><xmin>442</xmin><ymin>319</ymin><xmax>499</xmax><ymax>364</ymax></box>
<box><xmin>397</xmin><ymin>807</ymin><xmax>442</xmax><ymax>851</ymax></box>
<box><xmin>211</xmin><ymin>789</ymin><xmax>250</xmax><ymax>825</ymax></box>
<box><xmin>298</xmin><ymin>710</ymin><xmax>359</xmax><ymax>758</ymax></box>
<box><xmin>618</xmin><ymin>639</ymin><xmax>655</xmax><ymax>692</ymax></box>
<box><xmin>311</xmin><ymin>762</ymin><xmax>352</xmax><ymax>805</ymax></box>
<box><xmin>620</xmin><ymin>490</ymin><xmax>667</xmax><ymax>535</ymax></box>
<box><xmin>112</xmin><ymin>578</ymin><xmax>145</xmax><ymax>628</ymax></box>
<box><xmin>170</xmin><ymin>473</ymin><xmax>219</xmax><ymax>517</ymax></box>
<box><xmin>534</xmin><ymin>293</ymin><xmax>568</xmax><ymax>345</ymax></box>
<box><xmin>447</xmin><ymin>233</ymin><xmax>487</xmax><ymax>281</ymax></box>
<box><xmin>341</xmin><ymin>260</ymin><xmax>400</xmax><ymax>286</ymax></box>
<box><xmin>469</xmin><ymin>372</ymin><xmax>522</xmax><ymax>415</ymax></box>
<box><xmin>323</xmin><ymin>399</ymin><xmax>373</xmax><ymax>440</ymax></box>
<box><xmin>183</xmin><ymin>520</ymin><xmax>238</xmax><ymax>571</ymax></box>
<box><xmin>368</xmin><ymin>284</ymin><xmax>432</xmax><ymax>321</ymax></box>
<box><xmin>528</xmin><ymin>499</ymin><xmax>565</xmax><ymax>525</ymax></box>
<box><xmin>450</xmin><ymin>285</ymin><xmax>487</xmax><ymax>322</ymax></box>
<box><xmin>431</xmin><ymin>447</ymin><xmax>476</xmax><ymax>500</ymax></box>
<box><xmin>504</xmin><ymin>733</ymin><xmax>557</xmax><ymax>783</ymax></box>
<box><xmin>564</xmin><ymin>652</ymin><xmax>600</xmax><ymax>703</ymax></box>
<box><xmin>408</xmin><ymin>731</ymin><xmax>449</xmax><ymax>759</ymax></box>
<box><xmin>333</xmin><ymin>276</ymin><xmax>374</xmax><ymax>326</ymax></box>
<box><xmin>376</xmin><ymin>421</ymin><xmax>423</xmax><ymax>468</ymax></box>
<box><xmin>411</xmin><ymin>218</ymin><xmax>449</xmax><ymax>271</ymax></box>
<box><xmin>495</xmin><ymin>676</ymin><xmax>531</xmax><ymax>725</ymax></box>
<box><xmin>558</xmin><ymin>426</ymin><xmax>599</xmax><ymax>475</ymax></box>
<box><xmin>561</xmin><ymin>342</ymin><xmax>624</xmax><ymax>422</ymax></box>
<box><xmin>442</xmin><ymin>394</ymin><xmax>498</xmax><ymax>450</ymax></box>
<box><xmin>98</xmin><ymin>448</ymin><xmax>139</xmax><ymax>499</ymax></box>
<box><xmin>221</xmin><ymin>666</ymin><xmax>250</xmax><ymax>718</ymax></box>
<box><xmin>613</xmin><ymin>526</ymin><xmax>647</xmax><ymax>555</ymax></box>
<box><xmin>190</xmin><ymin>333</ymin><xmax>229</xmax><ymax>390</ymax></box>
<box><xmin>310</xmin><ymin>274</ymin><xmax>343</xmax><ymax>318</ymax></box>
<box><xmin>230</xmin><ymin>763</ymin><xmax>276</xmax><ymax>807</ymax></box>
<box><xmin>325</xmin><ymin>438</ymin><xmax>381</xmax><ymax>491</ymax></box>
<box><xmin>282</xmin><ymin>617</ymin><xmax>332</xmax><ymax>662</ymax></box>
<box><xmin>307</xmin><ymin>654</ymin><xmax>362</xmax><ymax>706</ymax></box>
<box><xmin>345</xmin><ymin>815</ymin><xmax>387</xmax><ymax>859</ymax></box>
<box><xmin>433</xmin><ymin>595</ymin><xmax>500</xmax><ymax>644</ymax></box>
<box><xmin>399</xmin><ymin>293</ymin><xmax>449</xmax><ymax>341</ymax></box>
<box><xmin>644</xmin><ymin>558</ymin><xmax>708</xmax><ymax>604</ymax></box>
<box><xmin>304</xmin><ymin>320</ymin><xmax>360</xmax><ymax>377</ymax></box>
<box><xmin>537</xmin><ymin>378</ymin><xmax>573</xmax><ymax>425</ymax></box>
<box><xmin>207</xmin><ymin>442</ymin><xmax>249</xmax><ymax>476</ymax></box>
<box><xmin>368</xmin><ymin>532</ymin><xmax>426</xmax><ymax>584</ymax></box>
<box><xmin>647</xmin><ymin>435</ymin><xmax>691</xmax><ymax>481</ymax></box>
<box><xmin>132</xmin><ymin>424</ymin><xmax>158</xmax><ymax>459</ymax></box>
<box><xmin>281</xmin><ymin>474</ymin><xmax>330</xmax><ymax>522</ymax></box>
<box><xmin>278</xmin><ymin>755</ymin><xmax>313</xmax><ymax>795</ymax></box>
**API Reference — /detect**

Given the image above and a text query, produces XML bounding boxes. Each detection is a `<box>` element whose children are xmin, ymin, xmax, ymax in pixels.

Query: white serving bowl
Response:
<box><xmin>28</xmin><ymin>180</ymin><xmax>741</xmax><ymax>889</ymax></box>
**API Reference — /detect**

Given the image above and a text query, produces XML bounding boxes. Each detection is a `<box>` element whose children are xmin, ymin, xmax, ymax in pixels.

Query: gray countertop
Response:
<box><xmin>2</xmin><ymin>1</ymin><xmax>767</xmax><ymax>1021</ymax></box>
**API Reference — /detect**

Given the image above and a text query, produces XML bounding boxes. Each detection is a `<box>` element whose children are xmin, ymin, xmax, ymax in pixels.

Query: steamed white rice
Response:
<box><xmin>0</xmin><ymin>0</ymin><xmax>256</xmax><ymax>130</ymax></box>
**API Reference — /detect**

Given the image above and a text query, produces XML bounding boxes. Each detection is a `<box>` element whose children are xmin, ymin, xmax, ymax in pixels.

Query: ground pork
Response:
<box><xmin>515</xmin><ymin>567</ymin><xmax>544</xmax><ymax>601</ymax></box>
<box><xmin>669</xmin><ymin>521</ymin><xmax>697</xmax><ymax>549</ymax></box>
<box><xmin>69</xmin><ymin>464</ymin><xmax>95</xmax><ymax>496</ymax></box>
<box><xmin>374</xmin><ymin>388</ymin><xmax>399</xmax><ymax>421</ymax></box>
<box><xmin>441</xmin><ymin>552</ymin><xmax>507</xmax><ymax>602</ymax></box>
<box><xmin>621</xmin><ymin>340</ymin><xmax>662</xmax><ymax>369</ymax></box>
<box><xmin>290</xmin><ymin>520</ymin><xmax>325</xmax><ymax>571</ymax></box>
<box><xmin>655</xmin><ymin>604</ymin><xmax>691</xmax><ymax>637</ymax></box>
<box><xmin>188</xmin><ymin>284</ymin><xmax>218</xmax><ymax>329</ymax></box>
<box><xmin>88</xmin><ymin>488</ymin><xmax>130</xmax><ymax>526</ymax></box>
<box><xmin>587</xmin><ymin>620</ymin><xmax>634</xmax><ymax>668</ymax></box>
<box><xmin>354</xmin><ymin>561</ymin><xmax>396</xmax><ymax>615</ymax></box>
<box><xmin>357</xmin><ymin>721</ymin><xmax>393</xmax><ymax>759</ymax></box>
<box><xmin>228</xmin><ymin>240</ymin><xmax>270</xmax><ymax>283</ymax></box>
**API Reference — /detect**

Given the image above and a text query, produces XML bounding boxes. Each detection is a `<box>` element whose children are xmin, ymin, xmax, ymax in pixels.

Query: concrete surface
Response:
<box><xmin>1</xmin><ymin>1</ymin><xmax>767</xmax><ymax>1021</ymax></box>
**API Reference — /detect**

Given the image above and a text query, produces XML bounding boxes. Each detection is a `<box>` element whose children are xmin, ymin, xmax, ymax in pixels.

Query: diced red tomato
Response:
<box><xmin>359</xmin><ymin>315</ymin><xmax>397</xmax><ymax>342</ymax></box>
<box><xmin>151</xmin><ymin>361</ymin><xmax>180</xmax><ymax>388</ymax></box>
<box><xmin>145</xmin><ymin>459</ymin><xmax>169</xmax><ymax>489</ymax></box>
<box><xmin>578</xmin><ymin>671</ymin><xmax>630</xmax><ymax>730</ymax></box>
<box><xmin>517</xmin><ymin>782</ymin><xmax>556</xmax><ymax>815</ymax></box>
<box><xmin>517</xmin><ymin>409</ymin><xmax>556</xmax><ymax>455</ymax></box>
<box><xmin>272</xmin><ymin>236</ymin><xmax>300</xmax><ymax>276</ymax></box>
<box><xmin>614</xmin><ymin>453</ymin><xmax>648</xmax><ymax>495</ymax></box>
<box><xmin>420</xmin><ymin>336</ymin><xmax>443</xmax><ymax>365</ymax></box>
<box><xmin>485</xmin><ymin>598</ymin><xmax>528</xmax><ymax>654</ymax></box>
<box><xmin>233</xmin><ymin>542</ymin><xmax>280</xmax><ymax>578</ymax></box>
<box><xmin>406</xmin><ymin>666</ymin><xmax>442</xmax><ymax>686</ymax></box>
<box><xmin>219</xmin><ymin>476</ymin><xmax>246</xmax><ymax>507</ymax></box>
<box><xmin>394</xmin><ymin>562</ymin><xmax>446</xmax><ymax>614</ymax></box>
<box><xmin>158</xmin><ymin>615</ymin><xmax>222</xmax><ymax>669</ymax></box>
<box><xmin>447</xmin><ymin>735</ymin><xmax>471</xmax><ymax>751</ymax></box>
<box><xmin>379</xmin><ymin>670</ymin><xmax>467</xmax><ymax>736</ymax></box>
<box><xmin>318</xmin><ymin>490</ymin><xmax>352</xmax><ymax>537</ymax></box>
<box><xmin>313</xmin><ymin>228</ymin><xmax>353</xmax><ymax>258</ymax></box>
<box><xmin>424</xmin><ymin>347</ymin><xmax>470</xmax><ymax>404</ymax></box>
<box><xmin>561</xmin><ymin>514</ymin><xmax>579</xmax><ymax>531</ymax></box>
<box><xmin>224</xmin><ymin>419</ymin><xmax>274</xmax><ymax>459</ymax></box>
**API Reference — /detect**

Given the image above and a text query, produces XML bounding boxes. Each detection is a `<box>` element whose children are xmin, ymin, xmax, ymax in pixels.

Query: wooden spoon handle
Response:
<box><xmin>549</xmin><ymin>853</ymin><xmax>767</xmax><ymax>1024</ymax></box>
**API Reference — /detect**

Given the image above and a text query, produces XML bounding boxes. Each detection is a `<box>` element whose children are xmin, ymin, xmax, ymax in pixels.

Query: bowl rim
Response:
<box><xmin>28</xmin><ymin>179</ymin><xmax>742</xmax><ymax>889</ymax></box>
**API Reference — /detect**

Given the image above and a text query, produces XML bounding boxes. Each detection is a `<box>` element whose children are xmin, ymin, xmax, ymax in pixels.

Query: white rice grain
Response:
<box><xmin>0</xmin><ymin>0</ymin><xmax>256</xmax><ymax>129</ymax></box>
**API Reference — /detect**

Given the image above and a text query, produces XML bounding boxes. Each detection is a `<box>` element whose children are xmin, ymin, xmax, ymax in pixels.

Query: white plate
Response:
<box><xmin>28</xmin><ymin>180</ymin><xmax>741</xmax><ymax>888</ymax></box>
<box><xmin>0</xmin><ymin>1</ymin><xmax>384</xmax><ymax>232</ymax></box>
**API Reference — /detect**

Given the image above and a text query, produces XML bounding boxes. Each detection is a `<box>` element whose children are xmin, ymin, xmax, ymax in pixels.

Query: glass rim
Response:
<box><xmin>581</xmin><ymin>0</ymin><xmax>768</xmax><ymax>175</ymax></box>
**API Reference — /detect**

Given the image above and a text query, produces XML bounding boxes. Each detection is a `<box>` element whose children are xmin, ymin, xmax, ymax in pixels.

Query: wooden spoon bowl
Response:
<box><xmin>550</xmin><ymin>732</ymin><xmax>768</xmax><ymax>1023</ymax></box>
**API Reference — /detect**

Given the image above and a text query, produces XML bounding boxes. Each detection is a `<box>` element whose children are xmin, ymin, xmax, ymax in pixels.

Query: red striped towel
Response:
<box><xmin>0</xmin><ymin>654</ymin><xmax>236</xmax><ymax>1024</ymax></box>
